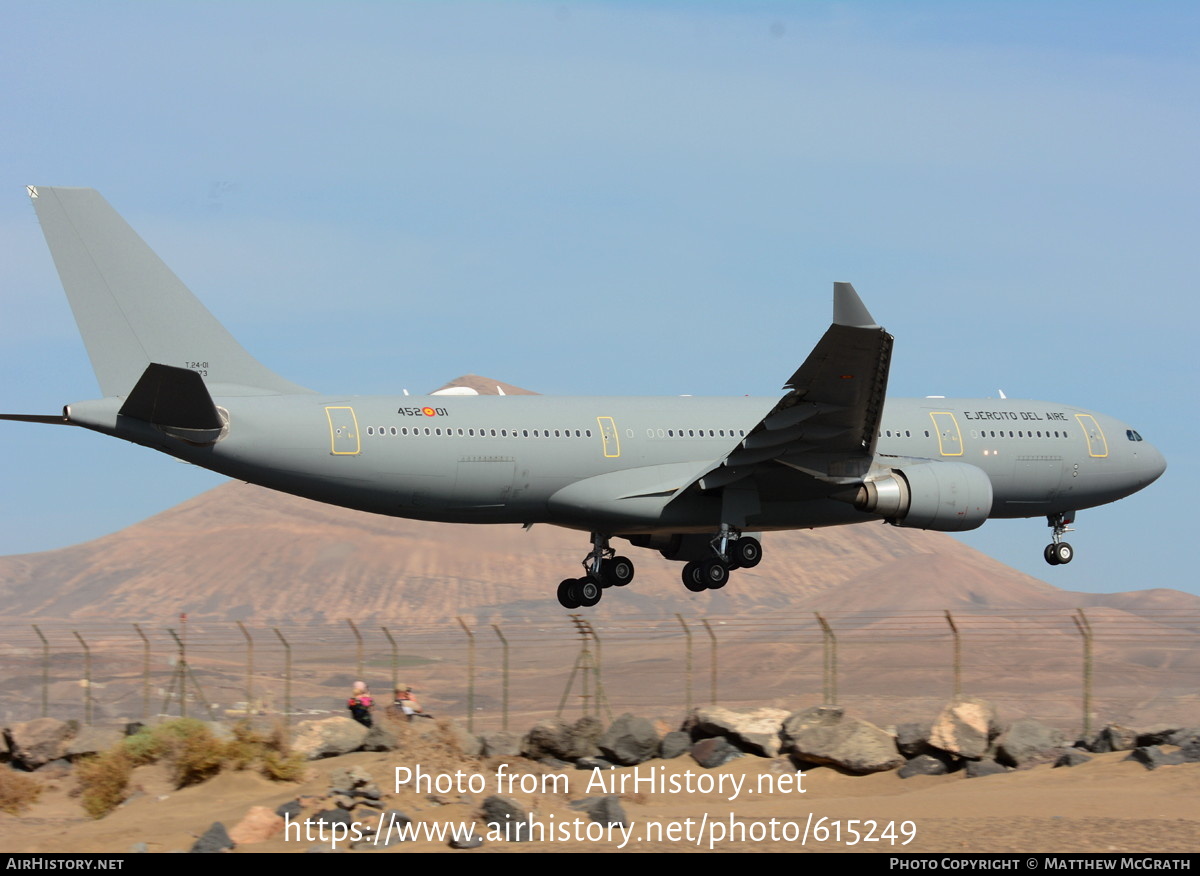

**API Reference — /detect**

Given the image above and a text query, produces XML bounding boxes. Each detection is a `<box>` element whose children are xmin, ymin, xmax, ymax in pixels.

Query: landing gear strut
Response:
<box><xmin>555</xmin><ymin>533</ymin><xmax>635</xmax><ymax>609</ymax></box>
<box><xmin>680</xmin><ymin>529</ymin><xmax>762</xmax><ymax>593</ymax></box>
<box><xmin>1044</xmin><ymin>511</ymin><xmax>1075</xmax><ymax>566</ymax></box>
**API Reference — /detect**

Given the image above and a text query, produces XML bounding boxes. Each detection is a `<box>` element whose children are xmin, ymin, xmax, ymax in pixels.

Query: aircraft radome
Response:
<box><xmin>3</xmin><ymin>187</ymin><xmax>1167</xmax><ymax>609</ymax></box>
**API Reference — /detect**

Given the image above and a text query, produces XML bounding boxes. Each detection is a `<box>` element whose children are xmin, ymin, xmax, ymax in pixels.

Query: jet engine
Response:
<box><xmin>854</xmin><ymin>462</ymin><xmax>993</xmax><ymax>532</ymax></box>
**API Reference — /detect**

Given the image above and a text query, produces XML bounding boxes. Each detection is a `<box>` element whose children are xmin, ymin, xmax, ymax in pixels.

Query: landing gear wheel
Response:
<box><xmin>557</xmin><ymin>578</ymin><xmax>582</xmax><ymax>609</ymax></box>
<box><xmin>602</xmin><ymin>556</ymin><xmax>635</xmax><ymax>587</ymax></box>
<box><xmin>682</xmin><ymin>562</ymin><xmax>708</xmax><ymax>593</ymax></box>
<box><xmin>702</xmin><ymin>559</ymin><xmax>729</xmax><ymax>589</ymax></box>
<box><xmin>1053</xmin><ymin>542</ymin><xmax>1073</xmax><ymax>565</ymax></box>
<box><xmin>577</xmin><ymin>577</ymin><xmax>602</xmax><ymax>607</ymax></box>
<box><xmin>733</xmin><ymin>537</ymin><xmax>762</xmax><ymax>569</ymax></box>
<box><xmin>1044</xmin><ymin>544</ymin><xmax>1060</xmax><ymax>566</ymax></box>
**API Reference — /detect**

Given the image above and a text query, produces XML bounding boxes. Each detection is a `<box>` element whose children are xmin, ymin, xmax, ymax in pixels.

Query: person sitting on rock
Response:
<box><xmin>393</xmin><ymin>684</ymin><xmax>433</xmax><ymax>722</ymax></box>
<box><xmin>347</xmin><ymin>680</ymin><xmax>374</xmax><ymax>727</ymax></box>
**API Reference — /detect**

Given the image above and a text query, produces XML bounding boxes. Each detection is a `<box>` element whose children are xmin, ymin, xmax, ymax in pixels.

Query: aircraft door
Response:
<box><xmin>597</xmin><ymin>416</ymin><xmax>620</xmax><ymax>458</ymax></box>
<box><xmin>1074</xmin><ymin>414</ymin><xmax>1108</xmax><ymax>458</ymax></box>
<box><xmin>325</xmin><ymin>406</ymin><xmax>361</xmax><ymax>455</ymax></box>
<box><xmin>929</xmin><ymin>412</ymin><xmax>964</xmax><ymax>456</ymax></box>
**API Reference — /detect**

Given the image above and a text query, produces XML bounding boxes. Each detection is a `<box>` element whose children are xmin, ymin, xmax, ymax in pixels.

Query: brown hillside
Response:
<box><xmin>0</xmin><ymin>481</ymin><xmax>1194</xmax><ymax>624</ymax></box>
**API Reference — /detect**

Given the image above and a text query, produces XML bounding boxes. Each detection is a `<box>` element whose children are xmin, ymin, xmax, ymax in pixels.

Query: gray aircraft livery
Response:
<box><xmin>3</xmin><ymin>187</ymin><xmax>1167</xmax><ymax>608</ymax></box>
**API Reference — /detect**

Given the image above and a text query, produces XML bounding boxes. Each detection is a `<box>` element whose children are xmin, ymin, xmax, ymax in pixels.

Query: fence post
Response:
<box><xmin>237</xmin><ymin>622</ymin><xmax>254</xmax><ymax>719</ymax></box>
<box><xmin>346</xmin><ymin>619</ymin><xmax>363</xmax><ymax>681</ymax></box>
<box><xmin>72</xmin><ymin>631</ymin><xmax>93</xmax><ymax>725</ymax></box>
<box><xmin>675</xmin><ymin>614</ymin><xmax>693</xmax><ymax>715</ymax></box>
<box><xmin>700</xmin><ymin>619</ymin><xmax>718</xmax><ymax>705</ymax></box>
<box><xmin>815</xmin><ymin>613</ymin><xmax>837</xmax><ymax>706</ymax></box>
<box><xmin>1072</xmin><ymin>609</ymin><xmax>1095</xmax><ymax>739</ymax></box>
<box><xmin>944</xmin><ymin>610</ymin><xmax>962</xmax><ymax>698</ymax></box>
<box><xmin>273</xmin><ymin>628</ymin><xmax>292</xmax><ymax>731</ymax></box>
<box><xmin>32</xmin><ymin>625</ymin><xmax>48</xmax><ymax>719</ymax></box>
<box><xmin>380</xmin><ymin>627</ymin><xmax>399</xmax><ymax>697</ymax></box>
<box><xmin>133</xmin><ymin>624</ymin><xmax>150</xmax><ymax>722</ymax></box>
<box><xmin>491</xmin><ymin>624</ymin><xmax>509</xmax><ymax>731</ymax></box>
<box><xmin>456</xmin><ymin>617</ymin><xmax>476</xmax><ymax>733</ymax></box>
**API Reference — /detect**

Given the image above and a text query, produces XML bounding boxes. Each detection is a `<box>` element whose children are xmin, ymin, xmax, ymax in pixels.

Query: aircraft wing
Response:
<box><xmin>688</xmin><ymin>282</ymin><xmax>893</xmax><ymax>496</ymax></box>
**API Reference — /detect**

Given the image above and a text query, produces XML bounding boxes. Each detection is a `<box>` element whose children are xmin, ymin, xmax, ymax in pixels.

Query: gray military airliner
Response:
<box><xmin>4</xmin><ymin>187</ymin><xmax>1166</xmax><ymax>609</ymax></box>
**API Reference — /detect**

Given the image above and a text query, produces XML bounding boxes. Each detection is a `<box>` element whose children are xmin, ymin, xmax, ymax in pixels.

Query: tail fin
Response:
<box><xmin>28</xmin><ymin>186</ymin><xmax>313</xmax><ymax>397</ymax></box>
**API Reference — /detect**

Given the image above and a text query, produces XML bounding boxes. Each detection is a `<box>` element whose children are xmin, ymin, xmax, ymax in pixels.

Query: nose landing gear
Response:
<box><xmin>1044</xmin><ymin>511</ymin><xmax>1075</xmax><ymax>566</ymax></box>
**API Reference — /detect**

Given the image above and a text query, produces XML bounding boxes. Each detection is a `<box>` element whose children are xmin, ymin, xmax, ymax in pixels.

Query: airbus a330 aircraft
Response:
<box><xmin>4</xmin><ymin>187</ymin><xmax>1166</xmax><ymax>609</ymax></box>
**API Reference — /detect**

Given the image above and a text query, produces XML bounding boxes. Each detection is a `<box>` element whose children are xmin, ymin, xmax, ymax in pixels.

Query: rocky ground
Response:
<box><xmin>2</xmin><ymin>703</ymin><xmax>1199</xmax><ymax>855</ymax></box>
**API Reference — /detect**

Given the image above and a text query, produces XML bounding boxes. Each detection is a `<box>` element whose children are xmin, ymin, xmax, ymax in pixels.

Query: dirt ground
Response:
<box><xmin>2</xmin><ymin>738</ymin><xmax>1199</xmax><ymax>855</ymax></box>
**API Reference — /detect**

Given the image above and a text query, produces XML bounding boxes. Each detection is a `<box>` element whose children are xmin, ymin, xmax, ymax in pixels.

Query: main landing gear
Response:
<box><xmin>1044</xmin><ymin>511</ymin><xmax>1075</xmax><ymax>566</ymax></box>
<box><xmin>682</xmin><ymin>528</ymin><xmax>762</xmax><ymax>593</ymax></box>
<box><xmin>556</xmin><ymin>532</ymin><xmax>635</xmax><ymax>609</ymax></box>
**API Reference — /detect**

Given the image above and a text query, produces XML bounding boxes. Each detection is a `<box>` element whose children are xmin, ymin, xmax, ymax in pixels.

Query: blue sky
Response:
<box><xmin>1</xmin><ymin>1</ymin><xmax>1196</xmax><ymax>596</ymax></box>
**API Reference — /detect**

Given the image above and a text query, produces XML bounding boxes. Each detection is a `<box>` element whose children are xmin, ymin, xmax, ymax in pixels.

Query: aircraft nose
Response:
<box><xmin>1133</xmin><ymin>438</ymin><xmax>1167</xmax><ymax>487</ymax></box>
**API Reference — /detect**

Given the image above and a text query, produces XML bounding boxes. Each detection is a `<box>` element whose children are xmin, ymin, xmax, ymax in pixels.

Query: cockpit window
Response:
<box><xmin>1126</xmin><ymin>429</ymin><xmax>1143</xmax><ymax>442</ymax></box>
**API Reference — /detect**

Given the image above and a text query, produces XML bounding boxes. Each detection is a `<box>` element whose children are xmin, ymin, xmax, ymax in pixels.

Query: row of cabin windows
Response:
<box><xmin>881</xmin><ymin>429</ymin><xmax>1073</xmax><ymax>440</ymax></box>
<box><xmin>366</xmin><ymin>426</ymin><xmax>595</xmax><ymax>438</ymax></box>
<box><xmin>364</xmin><ymin>426</ymin><xmax>750</xmax><ymax>440</ymax></box>
<box><xmin>646</xmin><ymin>428</ymin><xmax>746</xmax><ymax>439</ymax></box>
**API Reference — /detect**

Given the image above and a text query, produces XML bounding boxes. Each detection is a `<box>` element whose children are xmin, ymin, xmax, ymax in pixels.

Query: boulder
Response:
<box><xmin>894</xmin><ymin>722</ymin><xmax>934</xmax><ymax>758</ymax></box>
<box><xmin>290</xmin><ymin>717</ymin><xmax>369</xmax><ymax>760</ymax></box>
<box><xmin>692</xmin><ymin>706</ymin><xmax>789</xmax><ymax>757</ymax></box>
<box><xmin>781</xmin><ymin>706</ymin><xmax>903</xmax><ymax>775</ymax></box>
<box><xmin>442</xmin><ymin>719</ymin><xmax>482</xmax><ymax>757</ymax></box>
<box><xmin>5</xmin><ymin>718</ymin><xmax>74</xmax><ymax>770</ymax></box>
<box><xmin>1125</xmin><ymin>745</ymin><xmax>1186</xmax><ymax>770</ymax></box>
<box><xmin>598</xmin><ymin>714</ymin><xmax>660</xmax><ymax>766</ymax></box>
<box><xmin>329</xmin><ymin>765</ymin><xmax>373</xmax><ymax>796</ymax></box>
<box><xmin>523</xmin><ymin>718</ymin><xmax>575</xmax><ymax>760</ymax></box>
<box><xmin>660</xmin><ymin>731</ymin><xmax>691</xmax><ymax>759</ymax></box>
<box><xmin>929</xmin><ymin>698</ymin><xmax>1001</xmax><ymax>759</ymax></box>
<box><xmin>569</xmin><ymin>795</ymin><xmax>628</xmax><ymax>826</ymax></box>
<box><xmin>480</xmin><ymin>730</ymin><xmax>522</xmax><ymax>757</ymax></box>
<box><xmin>567</xmin><ymin>716</ymin><xmax>605</xmax><ymax>759</ymax></box>
<box><xmin>66</xmin><ymin>725</ymin><xmax>124</xmax><ymax>760</ymax></box>
<box><xmin>995</xmin><ymin>718</ymin><xmax>1068</xmax><ymax>767</ymax></box>
<box><xmin>898</xmin><ymin>754</ymin><xmax>950</xmax><ymax>778</ymax></box>
<box><xmin>229</xmin><ymin>806</ymin><xmax>284</xmax><ymax>844</ymax></box>
<box><xmin>690</xmin><ymin>737</ymin><xmax>742</xmax><ymax>769</ymax></box>
<box><xmin>373</xmin><ymin>810</ymin><xmax>413</xmax><ymax>846</ymax></box>
<box><xmin>481</xmin><ymin>795</ymin><xmax>529</xmax><ymax>842</ymax></box>
<box><xmin>1053</xmin><ymin>750</ymin><xmax>1092</xmax><ymax>768</ymax></box>
<box><xmin>359</xmin><ymin>724</ymin><xmax>398</xmax><ymax>752</ymax></box>
<box><xmin>190</xmin><ymin>822</ymin><xmax>235</xmax><ymax>853</ymax></box>
<box><xmin>1088</xmin><ymin>723</ymin><xmax>1138</xmax><ymax>753</ymax></box>
<box><xmin>965</xmin><ymin>758</ymin><xmax>1009</xmax><ymax>778</ymax></box>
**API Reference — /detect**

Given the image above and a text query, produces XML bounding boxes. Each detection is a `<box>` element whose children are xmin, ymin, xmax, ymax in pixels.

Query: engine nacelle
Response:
<box><xmin>855</xmin><ymin>462</ymin><xmax>993</xmax><ymax>532</ymax></box>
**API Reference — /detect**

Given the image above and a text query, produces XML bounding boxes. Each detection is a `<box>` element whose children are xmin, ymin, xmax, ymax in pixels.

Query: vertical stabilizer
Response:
<box><xmin>28</xmin><ymin>186</ymin><xmax>312</xmax><ymax>397</ymax></box>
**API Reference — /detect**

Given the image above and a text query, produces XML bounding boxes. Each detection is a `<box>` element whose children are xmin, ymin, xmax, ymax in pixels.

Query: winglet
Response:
<box><xmin>832</xmin><ymin>282</ymin><xmax>879</xmax><ymax>329</ymax></box>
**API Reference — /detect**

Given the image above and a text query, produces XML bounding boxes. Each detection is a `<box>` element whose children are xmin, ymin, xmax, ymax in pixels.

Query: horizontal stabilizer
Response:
<box><xmin>119</xmin><ymin>364</ymin><xmax>222</xmax><ymax>430</ymax></box>
<box><xmin>0</xmin><ymin>413</ymin><xmax>71</xmax><ymax>425</ymax></box>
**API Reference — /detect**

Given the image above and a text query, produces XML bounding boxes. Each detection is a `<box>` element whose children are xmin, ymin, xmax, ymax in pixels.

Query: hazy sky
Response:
<box><xmin>2</xmin><ymin>1</ymin><xmax>1196</xmax><ymax>597</ymax></box>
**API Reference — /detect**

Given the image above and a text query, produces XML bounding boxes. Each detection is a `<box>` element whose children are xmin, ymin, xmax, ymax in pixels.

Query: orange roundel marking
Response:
<box><xmin>422</xmin><ymin>407</ymin><xmax>436</xmax><ymax>417</ymax></box>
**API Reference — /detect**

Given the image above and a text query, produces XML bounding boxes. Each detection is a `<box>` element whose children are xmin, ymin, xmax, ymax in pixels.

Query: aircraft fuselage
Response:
<box><xmin>66</xmin><ymin>392</ymin><xmax>1164</xmax><ymax>535</ymax></box>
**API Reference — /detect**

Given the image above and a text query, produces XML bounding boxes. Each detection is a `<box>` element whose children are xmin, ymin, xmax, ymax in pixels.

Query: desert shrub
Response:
<box><xmin>80</xmin><ymin>718</ymin><xmax>304</xmax><ymax>816</ymax></box>
<box><xmin>76</xmin><ymin>749</ymin><xmax>132</xmax><ymax>819</ymax></box>
<box><xmin>170</xmin><ymin>725</ymin><xmax>226</xmax><ymax>787</ymax></box>
<box><xmin>0</xmin><ymin>768</ymin><xmax>42</xmax><ymax>815</ymax></box>
<box><xmin>259</xmin><ymin>749</ymin><xmax>307</xmax><ymax>782</ymax></box>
